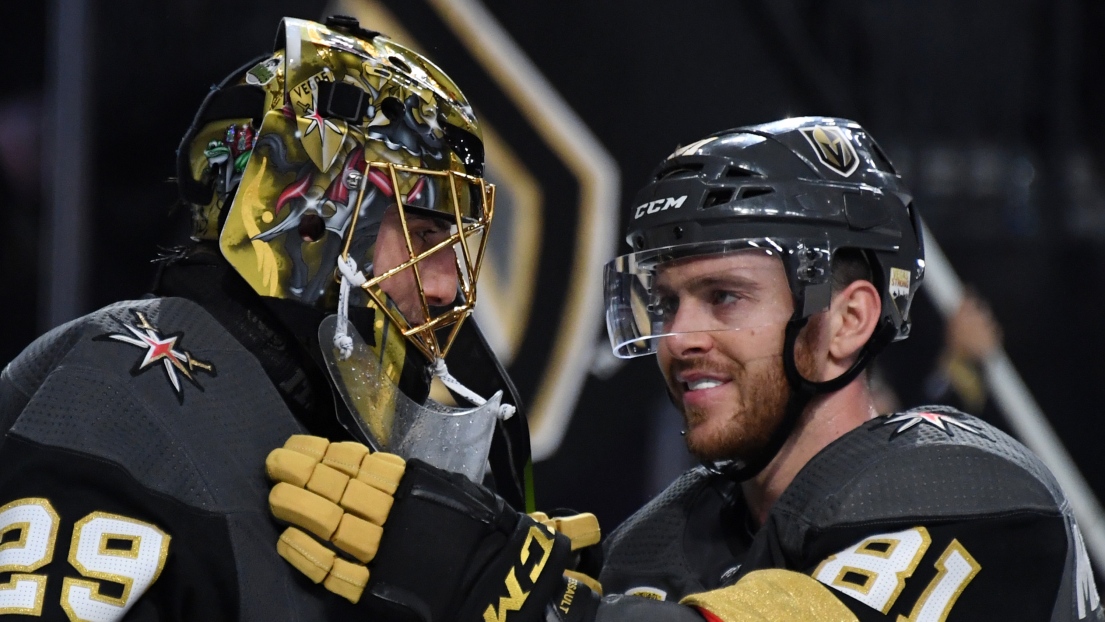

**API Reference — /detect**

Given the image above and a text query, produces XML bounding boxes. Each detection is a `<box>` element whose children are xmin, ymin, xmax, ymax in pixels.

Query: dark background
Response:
<box><xmin>3</xmin><ymin>0</ymin><xmax>1105</xmax><ymax>550</ymax></box>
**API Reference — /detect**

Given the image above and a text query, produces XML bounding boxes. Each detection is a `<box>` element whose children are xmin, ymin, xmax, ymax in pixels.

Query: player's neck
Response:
<box><xmin>742</xmin><ymin>378</ymin><xmax>878</xmax><ymax>527</ymax></box>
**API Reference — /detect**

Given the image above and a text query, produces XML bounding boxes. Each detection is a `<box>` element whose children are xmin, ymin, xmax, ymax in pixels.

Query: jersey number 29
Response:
<box><xmin>0</xmin><ymin>498</ymin><xmax>170</xmax><ymax>621</ymax></box>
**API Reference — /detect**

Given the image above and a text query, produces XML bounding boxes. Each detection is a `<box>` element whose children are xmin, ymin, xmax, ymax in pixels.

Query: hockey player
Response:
<box><xmin>266</xmin><ymin>117</ymin><xmax>1103</xmax><ymax>621</ymax></box>
<box><xmin>0</xmin><ymin>16</ymin><xmax>532</xmax><ymax>619</ymax></box>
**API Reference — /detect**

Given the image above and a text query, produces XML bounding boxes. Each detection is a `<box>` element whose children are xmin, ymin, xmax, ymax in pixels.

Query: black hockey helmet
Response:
<box><xmin>605</xmin><ymin>117</ymin><xmax>925</xmax><ymax>393</ymax></box>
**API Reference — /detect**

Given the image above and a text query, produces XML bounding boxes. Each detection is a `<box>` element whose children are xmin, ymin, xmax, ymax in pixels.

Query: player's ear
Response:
<box><xmin>827</xmin><ymin>279</ymin><xmax>881</xmax><ymax>364</ymax></box>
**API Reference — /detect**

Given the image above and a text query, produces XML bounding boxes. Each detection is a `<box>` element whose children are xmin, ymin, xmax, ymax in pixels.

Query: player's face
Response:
<box><xmin>655</xmin><ymin>252</ymin><xmax>808</xmax><ymax>462</ymax></box>
<box><xmin>373</xmin><ymin>205</ymin><xmax>458</xmax><ymax>324</ymax></box>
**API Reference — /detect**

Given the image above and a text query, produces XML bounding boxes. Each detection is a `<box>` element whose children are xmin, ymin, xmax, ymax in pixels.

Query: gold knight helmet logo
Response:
<box><xmin>799</xmin><ymin>125</ymin><xmax>860</xmax><ymax>177</ymax></box>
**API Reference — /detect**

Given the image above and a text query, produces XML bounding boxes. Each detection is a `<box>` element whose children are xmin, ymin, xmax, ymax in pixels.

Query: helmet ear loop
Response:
<box><xmin>782</xmin><ymin>313</ymin><xmax>896</xmax><ymax>396</ymax></box>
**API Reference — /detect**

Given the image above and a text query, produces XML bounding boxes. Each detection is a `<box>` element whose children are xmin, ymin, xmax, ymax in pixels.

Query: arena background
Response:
<box><xmin>4</xmin><ymin>0</ymin><xmax>1105</xmax><ymax>576</ymax></box>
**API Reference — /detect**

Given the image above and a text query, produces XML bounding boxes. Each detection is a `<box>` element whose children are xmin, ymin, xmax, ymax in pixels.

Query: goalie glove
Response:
<box><xmin>266</xmin><ymin>435</ymin><xmax>582</xmax><ymax>622</ymax></box>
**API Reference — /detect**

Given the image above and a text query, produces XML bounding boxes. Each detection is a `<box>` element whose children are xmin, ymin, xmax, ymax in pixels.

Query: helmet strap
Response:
<box><xmin>707</xmin><ymin>314</ymin><xmax>894</xmax><ymax>483</ymax></box>
<box><xmin>703</xmin><ymin>319</ymin><xmax>817</xmax><ymax>482</ymax></box>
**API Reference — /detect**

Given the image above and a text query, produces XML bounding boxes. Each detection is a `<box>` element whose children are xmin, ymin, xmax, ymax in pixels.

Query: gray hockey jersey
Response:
<box><xmin>599</xmin><ymin>407</ymin><xmax>1103</xmax><ymax>621</ymax></box>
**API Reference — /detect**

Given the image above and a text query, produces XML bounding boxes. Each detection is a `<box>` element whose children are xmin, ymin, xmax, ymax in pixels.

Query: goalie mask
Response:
<box><xmin>176</xmin><ymin>17</ymin><xmax>514</xmax><ymax>485</ymax></box>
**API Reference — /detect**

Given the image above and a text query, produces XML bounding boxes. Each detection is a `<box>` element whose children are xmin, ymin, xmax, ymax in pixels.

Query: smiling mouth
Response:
<box><xmin>684</xmin><ymin>378</ymin><xmax>729</xmax><ymax>391</ymax></box>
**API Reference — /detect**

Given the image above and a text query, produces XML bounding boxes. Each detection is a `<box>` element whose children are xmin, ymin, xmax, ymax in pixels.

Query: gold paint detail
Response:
<box><xmin>0</xmin><ymin>498</ymin><xmax>60</xmax><ymax>615</ymax></box>
<box><xmin>261</xmin><ymin>211</ymin><xmax>274</xmax><ymax>224</ymax></box>
<box><xmin>859</xmin><ymin>537</ymin><xmax>901</xmax><ymax>559</ymax></box>
<box><xmin>482</xmin><ymin>525</ymin><xmax>554</xmax><ymax>622</ymax></box>
<box><xmin>0</xmin><ymin>575</ymin><xmax>47</xmax><ymax>616</ymax></box>
<box><xmin>62</xmin><ymin>511</ymin><xmax>171</xmax><ymax>621</ymax></box>
<box><xmin>813</xmin><ymin>527</ymin><xmax>931</xmax><ymax>614</ymax></box>
<box><xmin>134</xmin><ymin>312</ymin><xmax>156</xmax><ymax>332</ymax></box>
<box><xmin>0</xmin><ymin>522</ymin><xmax>30</xmax><ymax>553</ymax></box>
<box><xmin>830</xmin><ymin>566</ymin><xmax>877</xmax><ymax>595</ymax></box>
<box><xmin>897</xmin><ymin>540</ymin><xmax>980</xmax><ymax>622</ymax></box>
<box><xmin>220</xmin><ymin>151</ymin><xmax>282</xmax><ymax>297</ymax></box>
<box><xmin>680</xmin><ymin>569</ymin><xmax>859</xmax><ymax>622</ymax></box>
<box><xmin>185</xmin><ymin>354</ymin><xmax>214</xmax><ymax>373</ymax></box>
<box><xmin>97</xmin><ymin>534</ymin><xmax>140</xmax><ymax>560</ymax></box>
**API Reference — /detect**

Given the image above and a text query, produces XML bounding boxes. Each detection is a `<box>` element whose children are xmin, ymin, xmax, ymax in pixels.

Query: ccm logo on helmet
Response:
<box><xmin>634</xmin><ymin>195</ymin><xmax>688</xmax><ymax>219</ymax></box>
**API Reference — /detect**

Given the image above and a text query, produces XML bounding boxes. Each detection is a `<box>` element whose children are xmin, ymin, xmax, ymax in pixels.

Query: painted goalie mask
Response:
<box><xmin>177</xmin><ymin>17</ymin><xmax>509</xmax><ymax>482</ymax></box>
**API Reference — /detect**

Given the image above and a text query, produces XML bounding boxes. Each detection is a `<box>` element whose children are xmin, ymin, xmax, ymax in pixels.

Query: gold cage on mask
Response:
<box><xmin>342</xmin><ymin>161</ymin><xmax>495</xmax><ymax>362</ymax></box>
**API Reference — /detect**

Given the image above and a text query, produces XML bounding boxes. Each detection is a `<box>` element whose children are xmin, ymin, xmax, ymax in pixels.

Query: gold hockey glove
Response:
<box><xmin>266</xmin><ymin>434</ymin><xmax>405</xmax><ymax>602</ymax></box>
<box><xmin>681</xmin><ymin>569</ymin><xmax>859</xmax><ymax>622</ymax></box>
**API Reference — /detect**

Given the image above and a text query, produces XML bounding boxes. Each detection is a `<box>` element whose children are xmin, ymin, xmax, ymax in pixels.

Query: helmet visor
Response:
<box><xmin>605</xmin><ymin>239</ymin><xmax>825</xmax><ymax>358</ymax></box>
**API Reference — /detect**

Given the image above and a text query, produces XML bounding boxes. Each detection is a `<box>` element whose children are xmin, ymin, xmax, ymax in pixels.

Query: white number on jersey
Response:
<box><xmin>0</xmin><ymin>499</ymin><xmax>60</xmax><ymax>615</ymax></box>
<box><xmin>0</xmin><ymin>498</ymin><xmax>171</xmax><ymax>620</ymax></box>
<box><xmin>61</xmin><ymin>512</ymin><xmax>171</xmax><ymax>622</ymax></box>
<box><xmin>813</xmin><ymin>526</ymin><xmax>980</xmax><ymax>621</ymax></box>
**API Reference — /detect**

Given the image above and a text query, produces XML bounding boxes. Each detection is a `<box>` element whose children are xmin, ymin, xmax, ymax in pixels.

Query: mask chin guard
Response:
<box><xmin>319</xmin><ymin>313</ymin><xmax>507</xmax><ymax>483</ymax></box>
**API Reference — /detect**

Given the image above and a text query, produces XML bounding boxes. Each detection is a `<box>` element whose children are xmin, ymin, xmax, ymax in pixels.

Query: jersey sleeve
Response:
<box><xmin>760</xmin><ymin>410</ymin><xmax>1104</xmax><ymax>622</ymax></box>
<box><xmin>0</xmin><ymin>432</ymin><xmax>240</xmax><ymax>620</ymax></box>
<box><xmin>0</xmin><ymin>298</ymin><xmax>357</xmax><ymax>620</ymax></box>
<box><xmin>591</xmin><ymin>510</ymin><xmax>1096</xmax><ymax>622</ymax></box>
<box><xmin>800</xmin><ymin>512</ymin><xmax>1097</xmax><ymax>621</ymax></box>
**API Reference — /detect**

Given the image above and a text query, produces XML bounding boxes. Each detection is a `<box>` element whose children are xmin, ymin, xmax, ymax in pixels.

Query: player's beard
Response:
<box><xmin>673</xmin><ymin>336</ymin><xmax>815</xmax><ymax>464</ymax></box>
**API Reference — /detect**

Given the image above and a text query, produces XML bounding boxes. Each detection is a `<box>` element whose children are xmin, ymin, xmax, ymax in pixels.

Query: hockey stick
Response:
<box><xmin>920</xmin><ymin>218</ymin><xmax>1105</xmax><ymax>573</ymax></box>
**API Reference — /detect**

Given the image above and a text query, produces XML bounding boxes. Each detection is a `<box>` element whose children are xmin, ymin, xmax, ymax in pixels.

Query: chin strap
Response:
<box><xmin>711</xmin><ymin>316</ymin><xmax>895</xmax><ymax>482</ymax></box>
<box><xmin>334</xmin><ymin>254</ymin><xmax>514</xmax><ymax>422</ymax></box>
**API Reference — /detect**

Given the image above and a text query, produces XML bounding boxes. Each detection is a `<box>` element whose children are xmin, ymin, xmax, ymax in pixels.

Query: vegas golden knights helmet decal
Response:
<box><xmin>332</xmin><ymin>0</ymin><xmax>619</xmax><ymax>460</ymax></box>
<box><xmin>799</xmin><ymin>125</ymin><xmax>860</xmax><ymax>177</ymax></box>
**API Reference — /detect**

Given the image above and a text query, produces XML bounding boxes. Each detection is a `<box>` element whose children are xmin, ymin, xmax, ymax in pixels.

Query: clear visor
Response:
<box><xmin>319</xmin><ymin>314</ymin><xmax>500</xmax><ymax>482</ymax></box>
<box><xmin>605</xmin><ymin>239</ymin><xmax>821</xmax><ymax>358</ymax></box>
